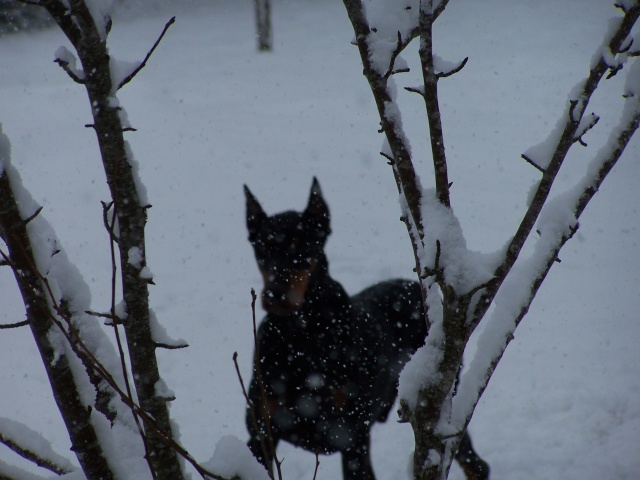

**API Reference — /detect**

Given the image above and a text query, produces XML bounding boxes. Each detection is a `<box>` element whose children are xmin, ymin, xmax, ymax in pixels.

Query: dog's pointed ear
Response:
<box><xmin>304</xmin><ymin>177</ymin><xmax>331</xmax><ymax>238</ymax></box>
<box><xmin>244</xmin><ymin>185</ymin><xmax>266</xmax><ymax>239</ymax></box>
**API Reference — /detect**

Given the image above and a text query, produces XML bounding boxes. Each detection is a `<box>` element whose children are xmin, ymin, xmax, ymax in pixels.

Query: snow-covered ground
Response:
<box><xmin>1</xmin><ymin>1</ymin><xmax>639</xmax><ymax>479</ymax></box>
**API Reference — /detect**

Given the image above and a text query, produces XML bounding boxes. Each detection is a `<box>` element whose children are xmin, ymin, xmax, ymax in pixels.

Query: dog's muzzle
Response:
<box><xmin>260</xmin><ymin>265</ymin><xmax>314</xmax><ymax>315</ymax></box>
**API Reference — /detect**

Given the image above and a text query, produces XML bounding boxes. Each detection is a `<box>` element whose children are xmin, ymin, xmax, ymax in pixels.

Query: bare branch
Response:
<box><xmin>312</xmin><ymin>452</ymin><xmax>320</xmax><ymax>480</ymax></box>
<box><xmin>22</xmin><ymin>206</ymin><xmax>43</xmax><ymax>226</ymax></box>
<box><xmin>233</xmin><ymin>351</ymin><xmax>270</xmax><ymax>478</ymax></box>
<box><xmin>404</xmin><ymin>85</ymin><xmax>425</xmax><ymax>97</ymax></box>
<box><xmin>116</xmin><ymin>17</ymin><xmax>176</xmax><ymax>91</ymax></box>
<box><xmin>436</xmin><ymin>56</ymin><xmax>468</xmax><ymax>78</ymax></box>
<box><xmin>250</xmin><ymin>288</ymin><xmax>283</xmax><ymax>480</ymax></box>
<box><xmin>54</xmin><ymin>58</ymin><xmax>86</xmax><ymax>84</ymax></box>
<box><xmin>379</xmin><ymin>151</ymin><xmax>396</xmax><ymax>165</ymax></box>
<box><xmin>154</xmin><ymin>341</ymin><xmax>189</xmax><ymax>350</ymax></box>
<box><xmin>615</xmin><ymin>2</ymin><xmax>628</xmax><ymax>13</ymax></box>
<box><xmin>343</xmin><ymin>2</ymin><xmax>640</xmax><ymax>479</ymax></box>
<box><xmin>418</xmin><ymin>8</ymin><xmax>452</xmax><ymax>207</ymax></box>
<box><xmin>619</xmin><ymin>36</ymin><xmax>634</xmax><ymax>53</ymax></box>
<box><xmin>0</xmin><ymin>319</ymin><xmax>29</xmax><ymax>329</ymax></box>
<box><xmin>521</xmin><ymin>153</ymin><xmax>545</xmax><ymax>173</ymax></box>
<box><xmin>100</xmin><ymin>201</ymin><xmax>119</xmax><ymax>243</ymax></box>
<box><xmin>84</xmin><ymin>309</ymin><xmax>123</xmax><ymax>324</ymax></box>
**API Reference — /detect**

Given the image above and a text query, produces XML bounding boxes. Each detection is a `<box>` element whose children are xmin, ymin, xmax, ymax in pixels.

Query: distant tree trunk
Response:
<box><xmin>254</xmin><ymin>0</ymin><xmax>272</xmax><ymax>51</ymax></box>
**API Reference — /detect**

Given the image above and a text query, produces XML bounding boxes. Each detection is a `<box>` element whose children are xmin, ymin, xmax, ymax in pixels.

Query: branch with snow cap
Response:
<box><xmin>0</xmin><ymin>417</ymin><xmax>76</xmax><ymax>476</ymax></box>
<box><xmin>1</xmin><ymin>138</ymin><xmax>227</xmax><ymax>480</ymax></box>
<box><xmin>10</xmin><ymin>2</ymin><xmax>195</xmax><ymax>479</ymax></box>
<box><xmin>344</xmin><ymin>1</ymin><xmax>640</xmax><ymax>479</ymax></box>
<box><xmin>0</xmin><ymin>125</ymin><xmax>116</xmax><ymax>480</ymax></box>
<box><xmin>451</xmin><ymin>76</ymin><xmax>640</xmax><ymax>437</ymax></box>
<box><xmin>476</xmin><ymin>1</ymin><xmax>640</xmax><ymax>330</ymax></box>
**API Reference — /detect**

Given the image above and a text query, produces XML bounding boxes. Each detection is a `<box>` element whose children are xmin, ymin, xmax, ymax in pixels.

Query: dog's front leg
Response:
<box><xmin>340</xmin><ymin>431</ymin><xmax>375</xmax><ymax>480</ymax></box>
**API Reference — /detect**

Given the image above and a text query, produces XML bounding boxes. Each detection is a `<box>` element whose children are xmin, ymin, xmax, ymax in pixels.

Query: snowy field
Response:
<box><xmin>1</xmin><ymin>0</ymin><xmax>639</xmax><ymax>479</ymax></box>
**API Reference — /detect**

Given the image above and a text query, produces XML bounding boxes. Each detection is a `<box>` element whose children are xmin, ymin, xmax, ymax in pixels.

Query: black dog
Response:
<box><xmin>244</xmin><ymin>179</ymin><xmax>489</xmax><ymax>480</ymax></box>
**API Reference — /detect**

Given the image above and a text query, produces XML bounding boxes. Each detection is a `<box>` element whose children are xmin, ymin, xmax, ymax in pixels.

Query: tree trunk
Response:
<box><xmin>40</xmin><ymin>1</ymin><xmax>185</xmax><ymax>478</ymax></box>
<box><xmin>254</xmin><ymin>0</ymin><xmax>272</xmax><ymax>51</ymax></box>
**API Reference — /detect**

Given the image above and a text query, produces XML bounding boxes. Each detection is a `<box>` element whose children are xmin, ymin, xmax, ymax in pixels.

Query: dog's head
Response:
<box><xmin>244</xmin><ymin>178</ymin><xmax>331</xmax><ymax>315</ymax></box>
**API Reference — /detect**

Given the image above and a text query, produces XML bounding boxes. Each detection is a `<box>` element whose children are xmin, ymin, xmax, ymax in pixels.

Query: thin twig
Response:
<box><xmin>33</xmin><ymin>270</ymin><xmax>228</xmax><ymax>480</ymax></box>
<box><xmin>312</xmin><ymin>452</ymin><xmax>320</xmax><ymax>480</ymax></box>
<box><xmin>53</xmin><ymin>58</ymin><xmax>86</xmax><ymax>84</ymax></box>
<box><xmin>85</xmin><ymin>309</ymin><xmax>123</xmax><ymax>323</ymax></box>
<box><xmin>103</xmin><ymin>190</ymin><xmax>158</xmax><ymax>479</ymax></box>
<box><xmin>521</xmin><ymin>153</ymin><xmax>545</xmax><ymax>173</ymax></box>
<box><xmin>21</xmin><ymin>206</ymin><xmax>43</xmax><ymax>227</ymax></box>
<box><xmin>116</xmin><ymin>17</ymin><xmax>176</xmax><ymax>91</ymax></box>
<box><xmin>436</xmin><ymin>56</ymin><xmax>468</xmax><ymax>78</ymax></box>
<box><xmin>379</xmin><ymin>151</ymin><xmax>396</xmax><ymax>165</ymax></box>
<box><xmin>404</xmin><ymin>85</ymin><xmax>425</xmax><ymax>97</ymax></box>
<box><xmin>0</xmin><ymin>319</ymin><xmax>29</xmax><ymax>329</ymax></box>
<box><xmin>419</xmin><ymin>7</ymin><xmax>451</xmax><ymax>207</ymax></box>
<box><xmin>153</xmin><ymin>341</ymin><xmax>189</xmax><ymax>350</ymax></box>
<box><xmin>232</xmin><ymin>351</ymin><xmax>270</xmax><ymax>475</ymax></box>
<box><xmin>250</xmin><ymin>288</ymin><xmax>283</xmax><ymax>480</ymax></box>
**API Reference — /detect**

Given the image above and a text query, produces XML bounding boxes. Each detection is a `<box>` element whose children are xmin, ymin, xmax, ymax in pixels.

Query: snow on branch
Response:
<box><xmin>453</xmin><ymin>46</ymin><xmax>640</xmax><ymax>444</ymax></box>
<box><xmin>0</xmin><ymin>417</ymin><xmax>76</xmax><ymax>476</ymax></box>
<box><xmin>0</xmin><ymin>459</ymin><xmax>50</xmax><ymax>480</ymax></box>
<box><xmin>54</xmin><ymin>46</ymin><xmax>86</xmax><ymax>84</ymax></box>
<box><xmin>433</xmin><ymin>54</ymin><xmax>468</xmax><ymax>78</ymax></box>
<box><xmin>114</xmin><ymin>16</ymin><xmax>175</xmax><ymax>92</ymax></box>
<box><xmin>361</xmin><ymin>0</ymin><xmax>419</xmax><ymax>76</ymax></box>
<box><xmin>0</xmin><ymin>125</ymin><xmax>117</xmax><ymax>479</ymax></box>
<box><xmin>343</xmin><ymin>1</ymin><xmax>640</xmax><ymax>479</ymax></box>
<box><xmin>150</xmin><ymin>308</ymin><xmax>189</xmax><ymax>350</ymax></box>
<box><xmin>471</xmin><ymin>1</ymin><xmax>640</xmax><ymax>329</ymax></box>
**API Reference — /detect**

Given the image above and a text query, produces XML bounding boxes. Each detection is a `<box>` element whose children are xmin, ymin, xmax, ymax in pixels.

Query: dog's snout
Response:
<box><xmin>259</xmin><ymin>266</ymin><xmax>311</xmax><ymax>315</ymax></box>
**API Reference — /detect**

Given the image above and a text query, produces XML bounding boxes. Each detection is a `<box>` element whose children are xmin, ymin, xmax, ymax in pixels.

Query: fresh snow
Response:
<box><xmin>53</xmin><ymin>46</ymin><xmax>85</xmax><ymax>82</ymax></box>
<box><xmin>204</xmin><ymin>435</ymin><xmax>270</xmax><ymax>480</ymax></box>
<box><xmin>0</xmin><ymin>1</ymin><xmax>639</xmax><ymax>479</ymax></box>
<box><xmin>0</xmin><ymin>416</ymin><xmax>76</xmax><ymax>474</ymax></box>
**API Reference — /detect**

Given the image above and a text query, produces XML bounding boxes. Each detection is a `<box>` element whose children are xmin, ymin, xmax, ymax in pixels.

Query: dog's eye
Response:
<box><xmin>266</xmin><ymin>233</ymin><xmax>286</xmax><ymax>245</ymax></box>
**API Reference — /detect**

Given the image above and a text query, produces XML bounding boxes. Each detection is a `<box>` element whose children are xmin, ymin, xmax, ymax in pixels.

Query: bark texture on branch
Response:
<box><xmin>38</xmin><ymin>1</ymin><xmax>184</xmax><ymax>478</ymax></box>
